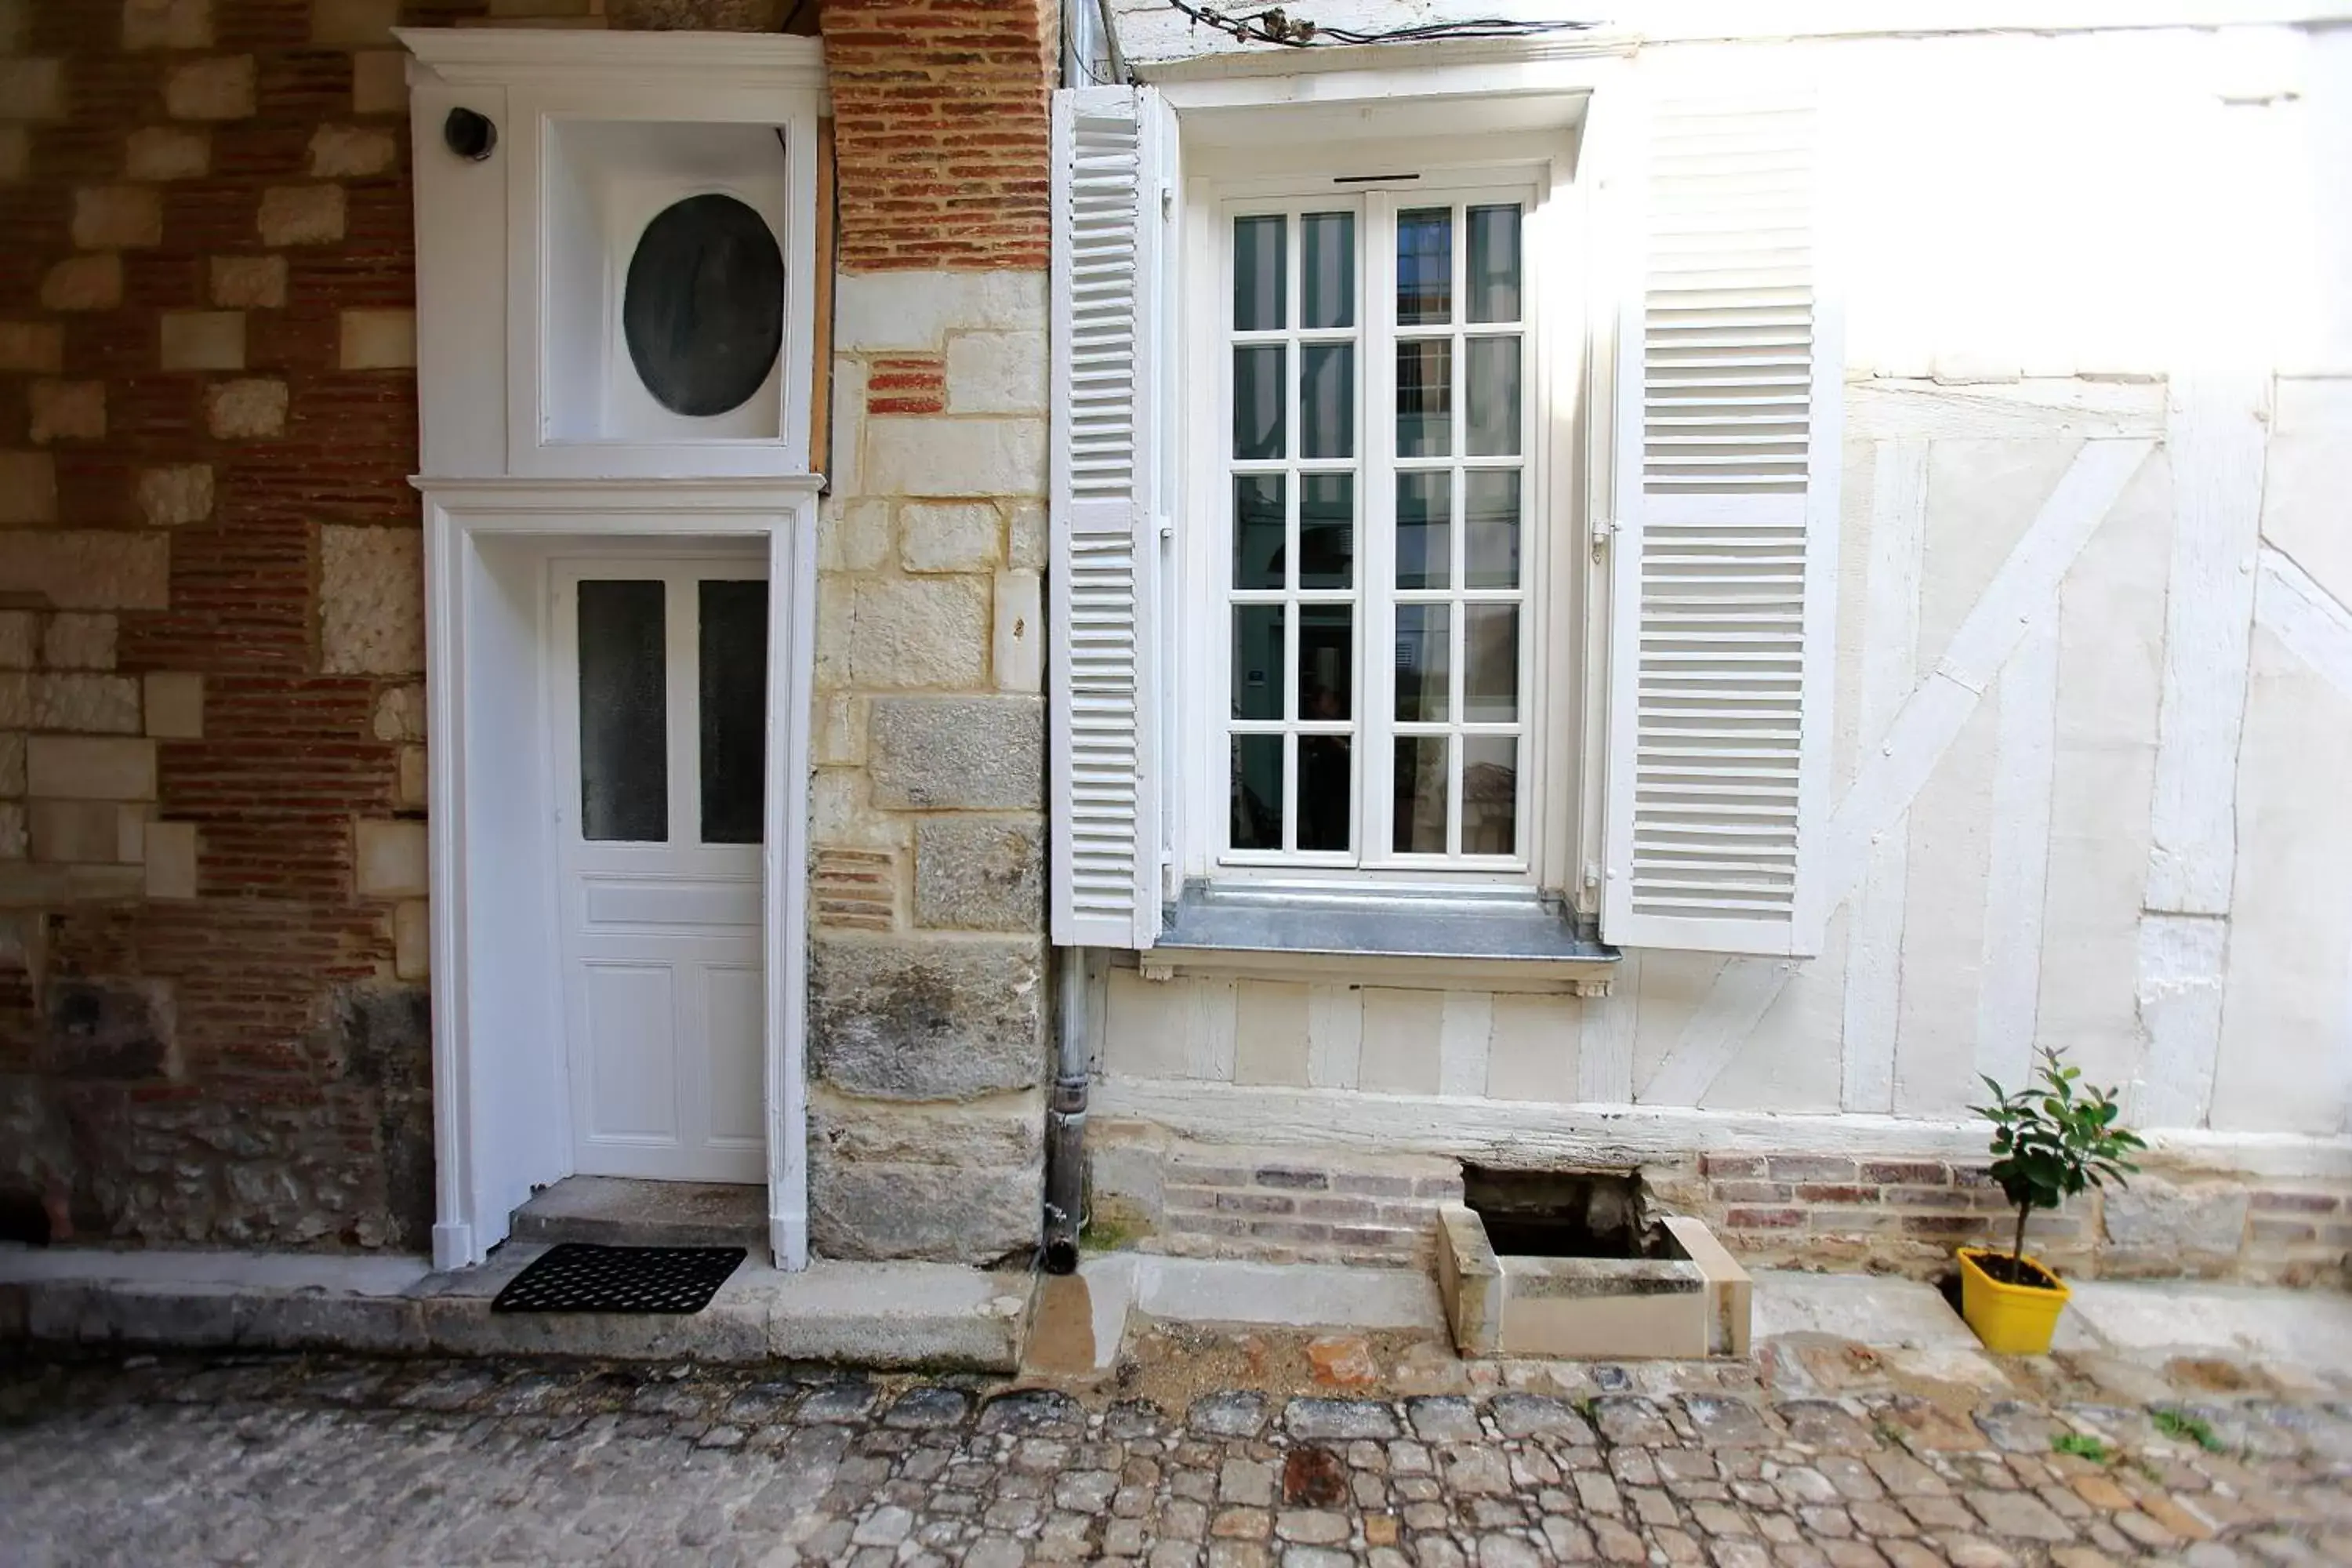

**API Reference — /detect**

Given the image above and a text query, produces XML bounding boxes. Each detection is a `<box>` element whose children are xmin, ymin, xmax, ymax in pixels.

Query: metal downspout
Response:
<box><xmin>1042</xmin><ymin>946</ymin><xmax>1089</xmax><ymax>1275</ymax></box>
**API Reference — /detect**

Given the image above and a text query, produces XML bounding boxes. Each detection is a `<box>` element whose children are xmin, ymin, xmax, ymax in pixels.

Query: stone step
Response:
<box><xmin>508</xmin><ymin>1175</ymin><xmax>768</xmax><ymax>1250</ymax></box>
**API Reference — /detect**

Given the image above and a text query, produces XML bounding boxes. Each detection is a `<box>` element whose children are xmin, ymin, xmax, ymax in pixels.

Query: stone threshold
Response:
<box><xmin>0</xmin><ymin>1243</ymin><xmax>1032</xmax><ymax>1372</ymax></box>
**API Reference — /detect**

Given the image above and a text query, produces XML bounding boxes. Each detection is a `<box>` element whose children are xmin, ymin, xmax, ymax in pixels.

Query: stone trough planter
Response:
<box><xmin>1436</xmin><ymin>1203</ymin><xmax>1751</xmax><ymax>1359</ymax></box>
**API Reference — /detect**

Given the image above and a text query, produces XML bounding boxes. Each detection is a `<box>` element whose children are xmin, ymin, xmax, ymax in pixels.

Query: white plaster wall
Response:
<box><xmin>1095</xmin><ymin>21</ymin><xmax>2352</xmax><ymax>1145</ymax></box>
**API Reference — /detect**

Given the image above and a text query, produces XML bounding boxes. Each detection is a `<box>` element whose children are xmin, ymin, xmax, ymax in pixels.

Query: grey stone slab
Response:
<box><xmin>914</xmin><ymin>815</ymin><xmax>1043</xmax><ymax>931</ymax></box>
<box><xmin>1284</xmin><ymin>1399</ymin><xmax>1399</xmax><ymax>1441</ymax></box>
<box><xmin>808</xmin><ymin>1158</ymin><xmax>1041</xmax><ymax>1265</ymax></box>
<box><xmin>1488</xmin><ymin>1394</ymin><xmax>1594</xmax><ymax>1443</ymax></box>
<box><xmin>2100</xmin><ymin>1179</ymin><xmax>2250</xmax><ymax>1257</ymax></box>
<box><xmin>509</xmin><ymin>1175</ymin><xmax>768</xmax><ymax>1248</ymax></box>
<box><xmin>869</xmin><ymin>695</ymin><xmax>1042</xmax><ymax>810</ymax></box>
<box><xmin>1189</xmin><ymin>1391</ymin><xmax>1269</xmax><ymax>1438</ymax></box>
<box><xmin>808</xmin><ymin>935</ymin><xmax>1046</xmax><ymax>1102</ymax></box>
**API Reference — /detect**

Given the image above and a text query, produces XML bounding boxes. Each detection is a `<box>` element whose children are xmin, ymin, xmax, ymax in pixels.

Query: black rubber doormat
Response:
<box><xmin>491</xmin><ymin>1243</ymin><xmax>746</xmax><ymax>1314</ymax></box>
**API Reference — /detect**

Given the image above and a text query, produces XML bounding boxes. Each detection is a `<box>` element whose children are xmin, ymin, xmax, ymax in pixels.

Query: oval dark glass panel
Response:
<box><xmin>622</xmin><ymin>194</ymin><xmax>785</xmax><ymax>419</ymax></box>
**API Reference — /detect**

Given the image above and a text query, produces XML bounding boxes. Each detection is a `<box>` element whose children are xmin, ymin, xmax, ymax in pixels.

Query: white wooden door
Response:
<box><xmin>554</xmin><ymin>555</ymin><xmax>769</xmax><ymax>1183</ymax></box>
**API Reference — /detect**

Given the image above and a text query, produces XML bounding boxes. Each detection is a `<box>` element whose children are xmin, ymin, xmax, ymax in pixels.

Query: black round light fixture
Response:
<box><xmin>444</xmin><ymin>107</ymin><xmax>496</xmax><ymax>162</ymax></box>
<box><xmin>622</xmin><ymin>193</ymin><xmax>786</xmax><ymax>419</ymax></box>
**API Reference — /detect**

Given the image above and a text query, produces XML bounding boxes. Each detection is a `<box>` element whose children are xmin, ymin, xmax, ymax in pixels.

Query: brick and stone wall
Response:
<box><xmin>0</xmin><ymin>0</ymin><xmax>1062</xmax><ymax>1264</ymax></box>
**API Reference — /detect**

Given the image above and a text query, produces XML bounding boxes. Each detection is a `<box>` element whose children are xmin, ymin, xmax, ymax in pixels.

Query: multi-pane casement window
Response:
<box><xmin>1219</xmin><ymin>181</ymin><xmax>1540</xmax><ymax>877</ymax></box>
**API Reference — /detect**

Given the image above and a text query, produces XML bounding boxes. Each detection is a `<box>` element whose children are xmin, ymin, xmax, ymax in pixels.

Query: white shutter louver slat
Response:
<box><xmin>1051</xmin><ymin>86</ymin><xmax>1166</xmax><ymax>950</ymax></box>
<box><xmin>1603</xmin><ymin>82</ymin><xmax>1842</xmax><ymax>958</ymax></box>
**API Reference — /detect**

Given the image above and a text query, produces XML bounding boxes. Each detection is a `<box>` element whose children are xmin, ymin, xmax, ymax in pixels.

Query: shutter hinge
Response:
<box><xmin>1161</xmin><ymin>184</ymin><xmax>1174</xmax><ymax>221</ymax></box>
<box><xmin>1582</xmin><ymin>861</ymin><xmax>1602</xmax><ymax>891</ymax></box>
<box><xmin>1591</xmin><ymin>518</ymin><xmax>1617</xmax><ymax>562</ymax></box>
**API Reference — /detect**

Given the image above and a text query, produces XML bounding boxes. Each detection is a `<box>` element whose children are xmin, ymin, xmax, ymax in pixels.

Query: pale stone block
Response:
<box><xmin>42</xmin><ymin>613</ymin><xmax>117</xmax><ymax>671</ymax></box>
<box><xmin>28</xmin><ymin>800</ymin><xmax>143</xmax><ymax>864</ymax></box>
<box><xmin>209</xmin><ymin>253</ymin><xmax>285</xmax><ymax>308</ymax></box>
<box><xmin>32</xmin><ymin>674</ymin><xmax>141</xmax><ymax>733</ymax></box>
<box><xmin>393</xmin><ymin>898</ymin><xmax>429</xmax><ymax>978</ymax></box>
<box><xmin>354</xmin><ymin>819</ymin><xmax>426</xmax><ymax>897</ymax></box>
<box><xmin>868</xmin><ymin>696</ymin><xmax>1041</xmax><ymax>811</ymax></box>
<box><xmin>73</xmin><ymin>186</ymin><xmax>162</xmax><ymax>249</ymax></box>
<box><xmin>1359</xmin><ymin>988</ymin><xmax>1445</xmax><ymax>1094</ymax></box>
<box><xmin>136</xmin><ymin>464</ymin><xmax>212</xmax><ymax>525</ymax></box>
<box><xmin>350</xmin><ymin>50</ymin><xmax>406</xmax><ymax>114</ymax></box>
<box><xmin>159</xmin><ymin>310</ymin><xmax>244</xmax><ymax>370</ymax></box>
<box><xmin>124</xmin><ymin>0</ymin><xmax>211</xmax><ymax>49</ymax></box>
<box><xmin>320</xmin><ymin>525</ymin><xmax>423</xmax><ymax>674</ymax></box>
<box><xmin>26</xmin><ymin>736</ymin><xmax>157</xmax><ymax>800</ymax></box>
<box><xmin>825</xmin><ymin>355</ymin><xmax>864</xmax><ymax>494</ymax></box>
<box><xmin>0</xmin><ymin>322</ymin><xmax>63</xmax><ymax>372</ymax></box>
<box><xmin>1007</xmin><ymin>499</ymin><xmax>1044</xmax><ymax>572</ymax></box>
<box><xmin>312</xmin><ymin>0</ymin><xmax>398</xmax><ymax>44</ymax></box>
<box><xmin>0</xmin><ymin>673</ymin><xmax>22</xmax><ymax>726</ymax></box>
<box><xmin>1233</xmin><ymin>980</ymin><xmax>1312</xmax><ymax>1087</ymax></box>
<box><xmin>0</xmin><ymin>452</ymin><xmax>55</xmax><ymax>524</ymax></box>
<box><xmin>257</xmin><ymin>184</ymin><xmax>345</xmax><ymax>245</ymax></box>
<box><xmin>1483</xmin><ymin>993</ymin><xmax>1578</xmax><ymax>1102</ymax></box>
<box><xmin>308</xmin><ymin>122</ymin><xmax>395</xmax><ymax>177</ymax></box>
<box><xmin>992</xmin><ymin>570</ymin><xmax>1041</xmax><ymax>694</ymax></box>
<box><xmin>394</xmin><ymin>743</ymin><xmax>426</xmax><ymax>805</ymax></box>
<box><xmin>0</xmin><ymin>60</ymin><xmax>64</xmax><ymax>120</ymax></box>
<box><xmin>41</xmin><ymin>254</ymin><xmax>122</xmax><ymax>311</ymax></box>
<box><xmin>205</xmin><ymin>378</ymin><xmax>285</xmax><ymax>438</ymax></box>
<box><xmin>0</xmin><ymin>533</ymin><xmax>171</xmax><ymax>609</ymax></box>
<box><xmin>372</xmin><ymin>682</ymin><xmax>424</xmax><ymax>741</ymax></box>
<box><xmin>338</xmin><ymin>307</ymin><xmax>414</xmax><ymax>369</ymax></box>
<box><xmin>164</xmin><ymin>56</ymin><xmax>254</xmax><ymax>120</ymax></box>
<box><xmin>0</xmin><ymin>732</ymin><xmax>24</xmax><ymax>794</ymax></box>
<box><xmin>817</xmin><ymin>498</ymin><xmax>890</xmax><ymax>573</ymax></box>
<box><xmin>865</xmin><ymin>417</ymin><xmax>1046</xmax><ymax>499</ymax></box>
<box><xmin>834</xmin><ymin>270</ymin><xmax>1047</xmax><ymax>352</ymax></box>
<box><xmin>808</xmin><ymin>767</ymin><xmax>904</xmax><ymax>851</ymax></box>
<box><xmin>125</xmin><ymin>125</ymin><xmax>208</xmax><ymax>180</ymax></box>
<box><xmin>0</xmin><ymin>617</ymin><xmax>30</xmax><ymax>668</ymax></box>
<box><xmin>945</xmin><ymin>329</ymin><xmax>1047</xmax><ymax>416</ymax></box>
<box><xmin>143</xmin><ymin>671</ymin><xmax>201</xmax><ymax>739</ymax></box>
<box><xmin>0</xmin><ymin>803</ymin><xmax>22</xmax><ymax>860</ymax></box>
<box><xmin>143</xmin><ymin>820</ymin><xmax>198</xmax><ymax>898</ymax></box>
<box><xmin>28</xmin><ymin>380</ymin><xmax>103</xmax><ymax>444</ymax></box>
<box><xmin>813</xmin><ymin>693</ymin><xmax>862</xmax><ymax>766</ymax></box>
<box><xmin>899</xmin><ymin>501</ymin><xmax>1000</xmax><ymax>573</ymax></box>
<box><xmin>847</xmin><ymin>575</ymin><xmax>989</xmax><ymax>690</ymax></box>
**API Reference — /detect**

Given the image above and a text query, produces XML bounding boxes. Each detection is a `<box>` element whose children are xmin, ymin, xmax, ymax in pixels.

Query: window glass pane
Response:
<box><xmin>698</xmin><ymin>579</ymin><xmax>767</xmax><ymax>845</ymax></box>
<box><xmin>1231</xmin><ymin>735</ymin><xmax>1283</xmax><ymax>850</ymax></box>
<box><xmin>1298</xmin><ymin>736</ymin><xmax>1352</xmax><ymax>852</ymax></box>
<box><xmin>1396</xmin><ymin>339</ymin><xmax>1452</xmax><ymax>458</ymax></box>
<box><xmin>1392</xmin><ymin>736</ymin><xmax>1448</xmax><ymax>855</ymax></box>
<box><xmin>577</xmin><ymin>579</ymin><xmax>668</xmax><ymax>843</ymax></box>
<box><xmin>1462</xmin><ymin>736</ymin><xmax>1517</xmax><ymax>855</ymax></box>
<box><xmin>1393</xmin><ymin>604</ymin><xmax>1451</xmax><ymax>723</ymax></box>
<box><xmin>1232</xmin><ymin>604</ymin><xmax>1284</xmax><ymax>720</ymax></box>
<box><xmin>1233</xmin><ymin>474</ymin><xmax>1286</xmax><ymax>590</ymax></box>
<box><xmin>1233</xmin><ymin>215</ymin><xmax>1286</xmax><ymax>331</ymax></box>
<box><xmin>1464</xmin><ymin>603</ymin><xmax>1520</xmax><ymax>722</ymax></box>
<box><xmin>1467</xmin><ymin>204</ymin><xmax>1523</xmax><ymax>324</ymax></box>
<box><xmin>1232</xmin><ymin>345</ymin><xmax>1286</xmax><ymax>459</ymax></box>
<box><xmin>1298</xmin><ymin>343</ymin><xmax>1355</xmax><ymax>460</ymax></box>
<box><xmin>1464</xmin><ymin>470</ymin><xmax>1520</xmax><ymax>590</ymax></box>
<box><xmin>1396</xmin><ymin>207</ymin><xmax>1452</xmax><ymax>325</ymax></box>
<box><xmin>1301</xmin><ymin>211</ymin><xmax>1355</xmax><ymax>330</ymax></box>
<box><xmin>1465</xmin><ymin>336</ymin><xmax>1521</xmax><ymax>457</ymax></box>
<box><xmin>1298</xmin><ymin>474</ymin><xmax>1354</xmax><ymax>590</ymax></box>
<box><xmin>1396</xmin><ymin>471</ymin><xmax>1452</xmax><ymax>590</ymax></box>
<box><xmin>1298</xmin><ymin>603</ymin><xmax>1353</xmax><ymax>722</ymax></box>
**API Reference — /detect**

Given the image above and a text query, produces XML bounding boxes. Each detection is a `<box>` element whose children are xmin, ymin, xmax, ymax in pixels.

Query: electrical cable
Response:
<box><xmin>1159</xmin><ymin>0</ymin><xmax>1598</xmax><ymax>49</ymax></box>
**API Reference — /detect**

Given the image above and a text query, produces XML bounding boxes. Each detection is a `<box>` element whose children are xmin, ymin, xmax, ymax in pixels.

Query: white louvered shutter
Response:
<box><xmin>1050</xmin><ymin>85</ymin><xmax>1167</xmax><ymax>950</ymax></box>
<box><xmin>1601</xmin><ymin>78</ymin><xmax>1842</xmax><ymax>959</ymax></box>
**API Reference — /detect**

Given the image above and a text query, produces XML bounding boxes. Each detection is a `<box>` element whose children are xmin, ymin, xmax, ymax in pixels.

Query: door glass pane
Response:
<box><xmin>1465</xmin><ymin>470</ymin><xmax>1520</xmax><ymax>589</ymax></box>
<box><xmin>1396</xmin><ymin>471</ymin><xmax>1451</xmax><ymax>590</ymax></box>
<box><xmin>1299</xmin><ymin>343</ymin><xmax>1355</xmax><ymax>459</ymax></box>
<box><xmin>1297</xmin><ymin>736</ymin><xmax>1352</xmax><ymax>852</ymax></box>
<box><xmin>577</xmin><ymin>579</ymin><xmax>668</xmax><ymax>843</ymax></box>
<box><xmin>1464</xmin><ymin>603</ymin><xmax>1520</xmax><ymax>722</ymax></box>
<box><xmin>1231</xmin><ymin>735</ymin><xmax>1283</xmax><ymax>850</ymax></box>
<box><xmin>1233</xmin><ymin>474</ymin><xmax>1286</xmax><ymax>590</ymax></box>
<box><xmin>1232</xmin><ymin>604</ymin><xmax>1284</xmax><ymax>720</ymax></box>
<box><xmin>1396</xmin><ymin>339</ymin><xmax>1452</xmax><ymax>458</ymax></box>
<box><xmin>699</xmin><ymin>579</ymin><xmax>768</xmax><ymax>846</ymax></box>
<box><xmin>1462</xmin><ymin>736</ymin><xmax>1517</xmax><ymax>855</ymax></box>
<box><xmin>1465</xmin><ymin>336</ymin><xmax>1521</xmax><ymax>456</ymax></box>
<box><xmin>1301</xmin><ymin>211</ymin><xmax>1356</xmax><ymax>329</ymax></box>
<box><xmin>1232</xmin><ymin>345</ymin><xmax>1286</xmax><ymax>459</ymax></box>
<box><xmin>1393</xmin><ymin>604</ymin><xmax>1450</xmax><ymax>722</ymax></box>
<box><xmin>1298</xmin><ymin>474</ymin><xmax>1354</xmax><ymax>590</ymax></box>
<box><xmin>1396</xmin><ymin>207</ymin><xmax>1452</xmax><ymax>325</ymax></box>
<box><xmin>1467</xmin><ymin>204</ymin><xmax>1523</xmax><ymax>324</ymax></box>
<box><xmin>1234</xmin><ymin>215</ymin><xmax>1286</xmax><ymax>331</ymax></box>
<box><xmin>1392</xmin><ymin>736</ymin><xmax>1448</xmax><ymax>854</ymax></box>
<box><xmin>1298</xmin><ymin>604</ymin><xmax>1352</xmax><ymax>722</ymax></box>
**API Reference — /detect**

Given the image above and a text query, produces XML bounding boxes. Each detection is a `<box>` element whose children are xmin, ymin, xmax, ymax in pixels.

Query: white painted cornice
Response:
<box><xmin>397</xmin><ymin>26</ymin><xmax>826</xmax><ymax>95</ymax></box>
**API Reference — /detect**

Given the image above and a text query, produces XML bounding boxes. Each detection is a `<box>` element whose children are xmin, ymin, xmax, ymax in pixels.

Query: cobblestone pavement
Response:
<box><xmin>5</xmin><ymin>1348</ymin><xmax>2352</xmax><ymax>1567</ymax></box>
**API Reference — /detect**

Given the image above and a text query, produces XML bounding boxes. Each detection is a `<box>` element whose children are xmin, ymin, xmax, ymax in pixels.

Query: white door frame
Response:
<box><xmin>415</xmin><ymin>474</ymin><xmax>821</xmax><ymax>1271</ymax></box>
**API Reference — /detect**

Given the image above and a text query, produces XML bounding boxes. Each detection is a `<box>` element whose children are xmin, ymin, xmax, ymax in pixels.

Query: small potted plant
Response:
<box><xmin>1959</xmin><ymin>1047</ymin><xmax>2144</xmax><ymax>1354</ymax></box>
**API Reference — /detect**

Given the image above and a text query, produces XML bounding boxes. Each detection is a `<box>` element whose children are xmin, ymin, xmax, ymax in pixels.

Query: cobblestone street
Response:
<box><xmin>5</xmin><ymin>1346</ymin><xmax>2351</xmax><ymax>1567</ymax></box>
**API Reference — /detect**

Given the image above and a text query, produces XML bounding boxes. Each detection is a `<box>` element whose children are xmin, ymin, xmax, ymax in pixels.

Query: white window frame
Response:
<box><xmin>1173</xmin><ymin>132</ymin><xmax>1588</xmax><ymax>898</ymax></box>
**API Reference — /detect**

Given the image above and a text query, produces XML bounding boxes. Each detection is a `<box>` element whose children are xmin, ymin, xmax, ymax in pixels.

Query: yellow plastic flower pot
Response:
<box><xmin>1957</xmin><ymin>1245</ymin><xmax>2070</xmax><ymax>1354</ymax></box>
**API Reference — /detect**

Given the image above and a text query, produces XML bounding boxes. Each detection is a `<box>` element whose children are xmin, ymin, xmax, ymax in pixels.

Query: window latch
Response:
<box><xmin>1591</xmin><ymin>518</ymin><xmax>1617</xmax><ymax>561</ymax></box>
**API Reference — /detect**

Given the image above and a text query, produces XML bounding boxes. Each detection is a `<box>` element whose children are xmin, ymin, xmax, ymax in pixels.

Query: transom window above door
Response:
<box><xmin>1219</xmin><ymin>181</ymin><xmax>1538</xmax><ymax>877</ymax></box>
